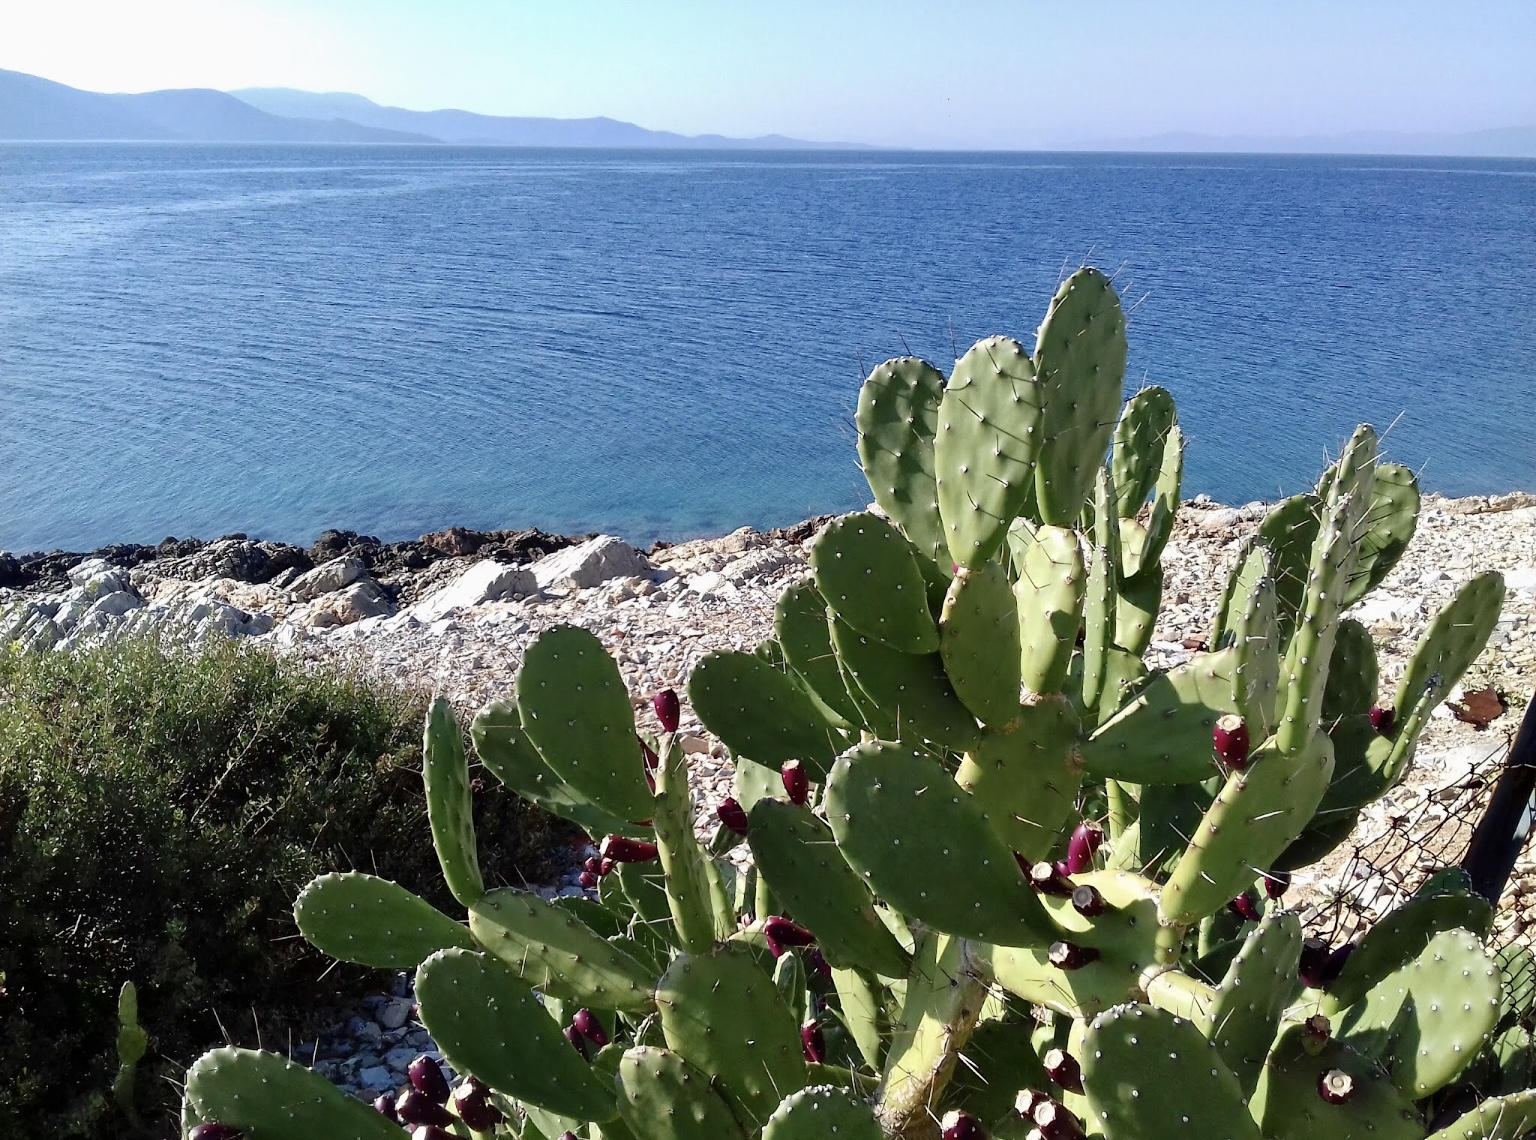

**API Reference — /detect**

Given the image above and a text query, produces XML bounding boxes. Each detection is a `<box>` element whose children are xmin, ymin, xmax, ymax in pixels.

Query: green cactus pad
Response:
<box><xmin>987</xmin><ymin>870</ymin><xmax>1167</xmax><ymax>1019</ymax></box>
<box><xmin>830</xmin><ymin>966</ymin><xmax>886</xmax><ymax>1071</ymax></box>
<box><xmin>1334</xmin><ymin>928</ymin><xmax>1500</xmax><ymax>1097</ymax></box>
<box><xmin>468</xmin><ymin>888</ymin><xmax>656</xmax><ymax>1013</ymax></box>
<box><xmin>1081</xmin><ymin>465</ymin><xmax>1121</xmax><ymax>714</ymax></box>
<box><xmin>939</xmin><ymin>558</ymin><xmax>1022</xmax><ymax>727</ymax></box>
<box><xmin>1322</xmin><ymin>618</ymin><xmax>1379</xmax><ymax>722</ymax></box>
<box><xmin>775</xmin><ymin>578</ymin><xmax>861</xmax><ymax>727</ymax></box>
<box><xmin>828</xmin><ymin>614</ymin><xmax>981</xmax><ymax>751</ymax></box>
<box><xmin>811</xmin><ymin>512</ymin><xmax>940</xmax><ymax>654</ymax></box>
<box><xmin>1132</xmin><ymin>781</ymin><xmax>1215</xmax><ymax>876</ymax></box>
<box><xmin>1119</xmin><ymin>425</ymin><xmax>1184</xmax><ymax>582</ymax></box>
<box><xmin>615</xmin><ymin>1046</ymin><xmax>748</xmax><ymax>1140</ymax></box>
<box><xmin>517</xmin><ymin>624</ymin><xmax>652</xmax><ymax>823</ymax></box>
<box><xmin>934</xmin><ymin>335</ymin><xmax>1044</xmax><ymax>568</ymax></box>
<box><xmin>422</xmin><ymin>696</ymin><xmax>485</xmax><ymax>907</ymax></box>
<box><xmin>1031</xmin><ymin>267</ymin><xmax>1127</xmax><ymax>526</ymax></box>
<box><xmin>944</xmin><ymin>1017</ymin><xmax>1051</xmax><ymax>1129</ymax></box>
<box><xmin>761</xmin><ymin>1084</ymin><xmax>882</xmax><ymax>1140</ymax></box>
<box><xmin>857</xmin><ymin>356</ymin><xmax>948</xmax><ymax>570</ymax></box>
<box><xmin>182</xmin><ymin>1047</ymin><xmax>405</xmax><ymax>1140</ymax></box>
<box><xmin>954</xmin><ymin>696</ymin><xmax>1084</xmax><ymax>862</ymax></box>
<box><xmin>294</xmin><ymin>871</ymin><xmax>475</xmax><ymax>967</ymax></box>
<box><xmin>1394</xmin><ymin>570</ymin><xmax>1505</xmax><ymax>717</ymax></box>
<box><xmin>1345</xmin><ymin>461</ymin><xmax>1420</xmax><ymax>607</ymax></box>
<box><xmin>745</xmin><ymin>797</ymin><xmax>911</xmax><ymax>977</ymax></box>
<box><xmin>1160</xmin><ymin>731</ymin><xmax>1334</xmax><ymax>927</ymax></box>
<box><xmin>1229</xmin><ymin>562</ymin><xmax>1282</xmax><ymax>740</ymax></box>
<box><xmin>1080</xmin><ymin>1003</ymin><xmax>1259</xmax><ymax>1140</ymax></box>
<box><xmin>1083</xmin><ymin>647</ymin><xmax>1240</xmax><ymax>784</ymax></box>
<box><xmin>1110</xmin><ymin>385</ymin><xmax>1177</xmax><ymax>520</ymax></box>
<box><xmin>470</xmin><ymin>699</ymin><xmax>645</xmax><ymax>839</ymax></box>
<box><xmin>651</xmin><ymin>737</ymin><xmax>717</xmax><ymax>954</ymax></box>
<box><xmin>415</xmin><ymin>947</ymin><xmax>619</xmax><ymax>1121</ymax></box>
<box><xmin>1207</xmin><ymin>910</ymin><xmax>1303</xmax><ymax>1094</ymax></box>
<box><xmin>1114</xmin><ymin>562</ymin><xmax>1162</xmax><ymax>658</ymax></box>
<box><xmin>1249</xmin><ymin>1021</ymin><xmax>1423</xmax><ymax>1140</ymax></box>
<box><xmin>1426</xmin><ymin>1089</ymin><xmax>1536</xmax><ymax>1140</ymax></box>
<box><xmin>1256</xmin><ymin>492</ymin><xmax>1323</xmax><ymax>636</ymax></box>
<box><xmin>824</xmin><ymin>740</ymin><xmax>1054</xmax><ymax>946</ymax></box>
<box><xmin>656</xmin><ymin>945</ymin><xmax>808</xmax><ymax>1129</ymax></box>
<box><xmin>1014</xmin><ymin>523</ymin><xmax>1086</xmax><ymax>694</ymax></box>
<box><xmin>689</xmin><ymin>650</ymin><xmax>843</xmax><ymax>780</ymax></box>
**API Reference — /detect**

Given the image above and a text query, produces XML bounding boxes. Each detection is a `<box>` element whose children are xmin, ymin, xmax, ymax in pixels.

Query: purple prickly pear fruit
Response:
<box><xmin>1047</xmin><ymin>940</ymin><xmax>1100</xmax><ymax>970</ymax></box>
<box><xmin>1228</xmin><ymin>892</ymin><xmax>1262</xmax><ymax>923</ymax></box>
<box><xmin>1014</xmin><ymin>851</ymin><xmax>1033</xmax><ymax>876</ymax></box>
<box><xmin>1302</xmin><ymin>1014</ymin><xmax>1332</xmax><ymax>1056</ymax></box>
<box><xmin>1321</xmin><ymin>942</ymin><xmax>1355</xmax><ymax>987</ymax></box>
<box><xmin>940</xmin><ymin>1109</ymin><xmax>986</xmax><ymax>1140</ymax></box>
<box><xmin>189</xmin><ymin>1126</ymin><xmax>243</xmax><ymax>1140</ymax></box>
<box><xmin>1299</xmin><ymin>937</ymin><xmax>1331</xmax><ymax>987</ymax></box>
<box><xmin>395</xmin><ymin>1088</ymin><xmax>454</xmax><ymax>1128</ymax></box>
<box><xmin>781</xmin><ymin>759</ymin><xmax>810</xmax><ymax>805</ymax></box>
<box><xmin>639</xmin><ymin>737</ymin><xmax>659</xmax><ymax>771</ymax></box>
<box><xmin>572</xmin><ymin>1008</ymin><xmax>609</xmax><ymax>1046</ymax></box>
<box><xmin>804</xmin><ymin>946</ymin><xmax>832</xmax><ymax>981</ymax></box>
<box><xmin>1042</xmin><ymin>1047</ymin><xmax>1083</xmax><ymax>1093</ymax></box>
<box><xmin>372</xmin><ymin>1092</ymin><xmax>398</xmax><ymax>1121</ymax></box>
<box><xmin>560</xmin><ymin>1133</ymin><xmax>580</xmax><ymax>1140</ymax></box>
<box><xmin>578</xmin><ymin>870</ymin><xmax>598</xmax><ymax>889</ymax></box>
<box><xmin>1369</xmin><ymin>705</ymin><xmax>1396</xmax><ymax>735</ymax></box>
<box><xmin>411</xmin><ymin>1127</ymin><xmax>456</xmax><ymax>1140</ymax></box>
<box><xmin>1318</xmin><ymin>1068</ymin><xmax>1355</xmax><ymax>1104</ymax></box>
<box><xmin>1264</xmin><ymin>869</ymin><xmax>1291</xmax><ymax>899</ymax></box>
<box><xmin>716</xmin><ymin>797</ymin><xmax>750</xmax><ymax>836</ymax></box>
<box><xmin>1029</xmin><ymin>861</ymin><xmax>1073</xmax><ymax>897</ymax></box>
<box><xmin>1065</xmin><ymin>821</ymin><xmax>1103</xmax><ymax>874</ymax></box>
<box><xmin>1014</xmin><ymin>1088</ymin><xmax>1045</xmax><ymax>1118</ymax></box>
<box><xmin>1213</xmin><ymin>714</ymin><xmax>1251</xmax><ymax>768</ymax></box>
<box><xmin>801</xmin><ymin>1021</ymin><xmax>826</xmax><ymax>1063</ymax></box>
<box><xmin>653</xmin><ymin>689</ymin><xmax>681</xmax><ymax>733</ymax></box>
<box><xmin>584</xmin><ymin>856</ymin><xmax>602</xmax><ymax>874</ymax></box>
<box><xmin>599</xmin><ymin>857</ymin><xmax>615</xmax><ymax>876</ymax></box>
<box><xmin>1070</xmin><ymin>884</ymin><xmax>1107</xmax><ymax>917</ymax></box>
<box><xmin>1032</xmin><ymin>1099</ymin><xmax>1084</xmax><ymax>1138</ymax></box>
<box><xmin>452</xmin><ymin>1077</ymin><xmax>503</xmax><ymax>1131</ymax></box>
<box><xmin>600</xmin><ymin>835</ymin><xmax>659</xmax><ymax>863</ymax></box>
<box><xmin>564</xmin><ymin>1024</ymin><xmax>591</xmax><ymax>1060</ymax></box>
<box><xmin>763</xmin><ymin>915</ymin><xmax>815</xmax><ymax>957</ymax></box>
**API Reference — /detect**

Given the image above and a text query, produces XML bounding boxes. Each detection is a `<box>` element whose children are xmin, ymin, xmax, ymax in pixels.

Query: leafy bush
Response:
<box><xmin>0</xmin><ymin>636</ymin><xmax>566</xmax><ymax>1138</ymax></box>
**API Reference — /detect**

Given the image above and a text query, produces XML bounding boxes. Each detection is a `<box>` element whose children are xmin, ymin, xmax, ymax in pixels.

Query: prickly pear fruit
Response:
<box><xmin>1299</xmin><ymin>937</ymin><xmax>1330</xmax><ymax>987</ymax></box>
<box><xmin>572</xmin><ymin>1008</ymin><xmax>609</xmax><ymax>1046</ymax></box>
<box><xmin>372</xmin><ymin>1093</ymin><xmax>397</xmax><ymax>1121</ymax></box>
<box><xmin>801</xmin><ymin>1021</ymin><xmax>826</xmax><ymax>1063</ymax></box>
<box><xmin>563</xmin><ymin>1024</ymin><xmax>590</xmax><ymax>1060</ymax></box>
<box><xmin>640</xmin><ymin>737</ymin><xmax>659</xmax><ymax>770</ymax></box>
<box><xmin>1048</xmin><ymin>941</ymin><xmax>1099</xmax><ymax>970</ymax></box>
<box><xmin>764</xmin><ymin>915</ymin><xmax>815</xmax><ymax>956</ymax></box>
<box><xmin>717</xmin><ymin>796</ymin><xmax>750</xmax><ymax>835</ymax></box>
<box><xmin>782</xmin><ymin>759</ymin><xmax>809</xmax><ymax>805</ymax></box>
<box><xmin>395</xmin><ymin>1087</ymin><xmax>453</xmax><ymax>1128</ymax></box>
<box><xmin>941</xmin><ymin>1108</ymin><xmax>987</xmax><ymax>1139</ymax></box>
<box><xmin>1030</xmin><ymin>862</ymin><xmax>1073</xmax><ymax>896</ymax></box>
<box><xmin>1032</xmin><ymin>1099</ymin><xmax>1084</xmax><ymax>1138</ymax></box>
<box><xmin>578</xmin><ymin>870</ymin><xmax>598</xmax><ymax>889</ymax></box>
<box><xmin>583</xmin><ymin>856</ymin><xmax>601</xmax><ymax>875</ymax></box>
<box><xmin>600</xmin><ymin>835</ymin><xmax>659</xmax><ymax>863</ymax></box>
<box><xmin>189</xmin><ymin>1126</ymin><xmax>242</xmax><ymax>1140</ymax></box>
<box><xmin>1043</xmin><ymin>1047</ymin><xmax>1083</xmax><ymax>1093</ymax></box>
<box><xmin>654</xmin><ymin>689</ymin><xmax>681</xmax><ymax>733</ymax></box>
<box><xmin>1265</xmin><ymin>870</ymin><xmax>1291</xmax><ymax>899</ymax></box>
<box><xmin>1070</xmin><ymin>884</ymin><xmax>1107</xmax><ymax>917</ymax></box>
<box><xmin>1302</xmin><ymin>1014</ymin><xmax>1331</xmax><ymax>1056</ymax></box>
<box><xmin>1228</xmin><ymin>892</ymin><xmax>1262</xmax><ymax>922</ymax></box>
<box><xmin>1213</xmin><ymin>714</ymin><xmax>1251</xmax><ymax>768</ymax></box>
<box><xmin>1318</xmin><ymin>1068</ymin><xmax>1355</xmax><ymax>1104</ymax></box>
<box><xmin>1369</xmin><ymin>705</ymin><xmax>1395</xmax><ymax>735</ymax></box>
<box><xmin>1014</xmin><ymin>1088</ymin><xmax>1045</xmax><ymax>1119</ymax></box>
<box><xmin>451</xmin><ymin>1077</ymin><xmax>503</xmax><ymax>1131</ymax></box>
<box><xmin>1065</xmin><ymin>821</ymin><xmax>1104</xmax><ymax>874</ymax></box>
<box><xmin>804</xmin><ymin>946</ymin><xmax>832</xmax><ymax>981</ymax></box>
<box><xmin>1322</xmin><ymin>942</ymin><xmax>1354</xmax><ymax>986</ymax></box>
<box><xmin>408</xmin><ymin>1053</ymin><xmax>449</xmax><ymax>1104</ymax></box>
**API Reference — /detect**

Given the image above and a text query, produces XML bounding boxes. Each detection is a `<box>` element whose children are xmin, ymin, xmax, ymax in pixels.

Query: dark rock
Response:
<box><xmin>768</xmin><ymin>514</ymin><xmax>836</xmax><ymax>544</ymax></box>
<box><xmin>422</xmin><ymin>527</ymin><xmax>486</xmax><ymax>558</ymax></box>
<box><xmin>154</xmin><ymin>538</ymin><xmax>312</xmax><ymax>584</ymax></box>
<box><xmin>0</xmin><ymin>553</ymin><xmax>23</xmax><ymax>589</ymax></box>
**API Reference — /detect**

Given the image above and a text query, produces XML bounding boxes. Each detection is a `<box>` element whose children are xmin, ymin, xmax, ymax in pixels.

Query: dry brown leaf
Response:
<box><xmin>1449</xmin><ymin>686</ymin><xmax>1507</xmax><ymax>729</ymax></box>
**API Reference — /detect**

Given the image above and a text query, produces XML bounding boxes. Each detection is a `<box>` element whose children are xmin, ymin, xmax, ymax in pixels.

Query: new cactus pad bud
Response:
<box><xmin>1213</xmin><ymin>713</ymin><xmax>1251</xmax><ymax>768</ymax></box>
<box><xmin>781</xmin><ymin>759</ymin><xmax>810</xmax><ymax>804</ymax></box>
<box><xmin>572</xmin><ymin>1008</ymin><xmax>609</xmax><ymax>1046</ymax></box>
<box><xmin>1264</xmin><ymin>869</ymin><xmax>1291</xmax><ymax>899</ymax></box>
<box><xmin>395</xmin><ymin>1088</ymin><xmax>453</xmax><ymax>1128</ymax></box>
<box><xmin>763</xmin><ymin>915</ymin><xmax>815</xmax><ymax>956</ymax></box>
<box><xmin>1370</xmin><ymin>705</ymin><xmax>1396</xmax><ymax>735</ymax></box>
<box><xmin>716</xmin><ymin>796</ymin><xmax>749</xmax><ymax>835</ymax></box>
<box><xmin>1065</xmin><ymin>820</ymin><xmax>1103</xmax><ymax>874</ymax></box>
<box><xmin>653</xmin><ymin>688</ymin><xmax>681</xmax><ymax>732</ymax></box>
<box><xmin>1030</xmin><ymin>861</ymin><xmax>1073</xmax><ymax>896</ymax></box>
<box><xmin>1042</xmin><ymin>1047</ymin><xmax>1083</xmax><ymax>1092</ymax></box>
<box><xmin>451</xmin><ymin>1077</ymin><xmax>503</xmax><ymax>1131</ymax></box>
<box><xmin>563</xmin><ymin>1023</ymin><xmax>590</xmax><ymax>1060</ymax></box>
<box><xmin>1047</xmin><ymin>940</ymin><xmax>1099</xmax><ymax>970</ymax></box>
<box><xmin>1318</xmin><ymin>1068</ymin><xmax>1356</xmax><ymax>1104</ymax></box>
<box><xmin>1070</xmin><ymin>884</ymin><xmax>1107</xmax><ymax>917</ymax></box>
<box><xmin>1228</xmin><ymin>892</ymin><xmax>1262</xmax><ymax>922</ymax></box>
<box><xmin>372</xmin><ymin>1093</ymin><xmax>398</xmax><ymax>1121</ymax></box>
<box><xmin>1302</xmin><ymin>1014</ymin><xmax>1332</xmax><ymax>1056</ymax></box>
<box><xmin>600</xmin><ymin>834</ymin><xmax>659</xmax><ymax>863</ymax></box>
<box><xmin>941</xmin><ymin>1109</ymin><xmax>987</xmax><ymax>1140</ymax></box>
<box><xmin>801</xmin><ymin>1021</ymin><xmax>826</xmax><ymax>1063</ymax></box>
<box><xmin>189</xmin><ymin>1126</ymin><xmax>242</xmax><ymax>1140</ymax></box>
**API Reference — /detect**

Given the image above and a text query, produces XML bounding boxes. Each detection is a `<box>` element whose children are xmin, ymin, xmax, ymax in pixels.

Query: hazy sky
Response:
<box><xmin>6</xmin><ymin>1</ymin><xmax>1535</xmax><ymax>147</ymax></box>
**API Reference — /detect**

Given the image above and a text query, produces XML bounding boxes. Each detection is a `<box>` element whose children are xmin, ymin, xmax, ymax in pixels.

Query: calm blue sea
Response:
<box><xmin>2</xmin><ymin>145</ymin><xmax>1534</xmax><ymax>553</ymax></box>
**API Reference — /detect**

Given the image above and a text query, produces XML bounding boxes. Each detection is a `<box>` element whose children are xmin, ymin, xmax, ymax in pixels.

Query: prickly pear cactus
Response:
<box><xmin>179</xmin><ymin>270</ymin><xmax>1517</xmax><ymax>1140</ymax></box>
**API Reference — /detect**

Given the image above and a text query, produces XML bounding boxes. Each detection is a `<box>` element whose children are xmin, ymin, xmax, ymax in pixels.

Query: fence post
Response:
<box><xmin>1462</xmin><ymin>690</ymin><xmax>1536</xmax><ymax>903</ymax></box>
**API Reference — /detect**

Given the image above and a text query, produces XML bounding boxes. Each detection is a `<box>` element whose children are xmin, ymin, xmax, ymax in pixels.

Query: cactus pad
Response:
<box><xmin>1207</xmin><ymin>910</ymin><xmax>1303</xmax><ymax>1094</ymax></box>
<box><xmin>1345</xmin><ymin>461</ymin><xmax>1420</xmax><ymax>607</ymax></box>
<box><xmin>1084</xmin><ymin>648</ymin><xmax>1241</xmax><ymax>784</ymax></box>
<box><xmin>939</xmin><ymin>558</ymin><xmax>1022</xmax><ymax>727</ymax></box>
<box><xmin>954</xmin><ymin>696</ymin><xmax>1084</xmax><ymax>861</ymax></box>
<box><xmin>1394</xmin><ymin>570</ymin><xmax>1505</xmax><ymax>717</ymax></box>
<box><xmin>1014</xmin><ymin>523</ymin><xmax>1086</xmax><ymax>695</ymax></box>
<box><xmin>615</xmin><ymin>1046</ymin><xmax>747</xmax><ymax>1140</ymax></box>
<box><xmin>812</xmin><ymin>512</ymin><xmax>940</xmax><ymax>654</ymax></box>
<box><xmin>689</xmin><ymin>650</ymin><xmax>843</xmax><ymax>779</ymax></box>
<box><xmin>423</xmin><ymin>696</ymin><xmax>485</xmax><ymax>907</ymax></box>
<box><xmin>1250</xmin><ymin>1021</ymin><xmax>1422</xmax><ymax>1140</ymax></box>
<box><xmin>762</xmin><ymin>1084</ymin><xmax>883</xmax><ymax>1139</ymax></box>
<box><xmin>828</xmin><ymin>615</ymin><xmax>981</xmax><ymax>751</ymax></box>
<box><xmin>775</xmin><ymin>578</ymin><xmax>860</xmax><ymax>726</ymax></box>
<box><xmin>1322</xmin><ymin>618</ymin><xmax>1378</xmax><ymax>722</ymax></box>
<box><xmin>183</xmin><ymin>1047</ymin><xmax>405</xmax><ymax>1139</ymax></box>
<box><xmin>294</xmin><ymin>871</ymin><xmax>475</xmax><ymax>968</ymax></box>
<box><xmin>857</xmin><ymin>356</ymin><xmax>948</xmax><ymax>570</ymax></box>
<box><xmin>1110</xmin><ymin>385</ymin><xmax>1177</xmax><ymax>520</ymax></box>
<box><xmin>1427</xmin><ymin>1089</ymin><xmax>1536</xmax><ymax>1139</ymax></box>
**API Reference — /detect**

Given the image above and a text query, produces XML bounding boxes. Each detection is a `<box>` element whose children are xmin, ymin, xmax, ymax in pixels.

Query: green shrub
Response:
<box><xmin>0</xmin><ymin>635</ymin><xmax>567</xmax><ymax>1138</ymax></box>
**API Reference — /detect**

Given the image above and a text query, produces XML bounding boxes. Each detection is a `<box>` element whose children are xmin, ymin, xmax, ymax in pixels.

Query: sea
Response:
<box><xmin>2</xmin><ymin>145</ymin><xmax>1533</xmax><ymax>554</ymax></box>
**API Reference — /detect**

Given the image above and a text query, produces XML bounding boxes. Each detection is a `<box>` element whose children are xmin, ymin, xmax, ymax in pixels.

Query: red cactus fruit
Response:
<box><xmin>371</xmin><ymin>1093</ymin><xmax>398</xmax><ymax>1121</ymax></box>
<box><xmin>408</xmin><ymin>1053</ymin><xmax>450</xmax><ymax>1104</ymax></box>
<box><xmin>1299</xmin><ymin>938</ymin><xmax>1331</xmax><ymax>987</ymax></box>
<box><xmin>1065</xmin><ymin>821</ymin><xmax>1104</xmax><ymax>874</ymax></box>
<box><xmin>600</xmin><ymin>835</ymin><xmax>659</xmax><ymax>863</ymax></box>
<box><xmin>1047</xmin><ymin>940</ymin><xmax>1100</xmax><ymax>970</ymax></box>
<box><xmin>1318</xmin><ymin>1068</ymin><xmax>1356</xmax><ymax>1104</ymax></box>
<box><xmin>801</xmin><ymin>1021</ymin><xmax>826</xmax><ymax>1063</ymax></box>
<box><xmin>781</xmin><ymin>759</ymin><xmax>810</xmax><ymax>805</ymax></box>
<box><xmin>1029</xmin><ymin>861</ymin><xmax>1073</xmax><ymax>897</ymax></box>
<box><xmin>716</xmin><ymin>797</ymin><xmax>750</xmax><ymax>836</ymax></box>
<box><xmin>395</xmin><ymin>1088</ymin><xmax>454</xmax><ymax>1128</ymax></box>
<box><xmin>1369</xmin><ymin>705</ymin><xmax>1396</xmax><ymax>735</ymax></box>
<box><xmin>1228</xmin><ymin>892</ymin><xmax>1262</xmax><ymax>922</ymax></box>
<box><xmin>1070</xmin><ymin>884</ymin><xmax>1107</xmax><ymax>917</ymax></box>
<box><xmin>1302</xmin><ymin>1014</ymin><xmax>1332</xmax><ymax>1056</ymax></box>
<box><xmin>189</xmin><ymin>1127</ymin><xmax>243</xmax><ymax>1140</ymax></box>
<box><xmin>572</xmin><ymin>1008</ymin><xmax>609</xmax><ymax>1046</ymax></box>
<box><xmin>804</xmin><ymin>946</ymin><xmax>832</xmax><ymax>981</ymax></box>
<box><xmin>452</xmin><ymin>1077</ymin><xmax>503</xmax><ymax>1131</ymax></box>
<box><xmin>1213</xmin><ymin>714</ymin><xmax>1251</xmax><ymax>768</ymax></box>
<box><xmin>1321</xmin><ymin>942</ymin><xmax>1355</xmax><ymax>987</ymax></box>
<box><xmin>654</xmin><ymin>689</ymin><xmax>681</xmax><ymax>733</ymax></box>
<box><xmin>639</xmin><ymin>737</ymin><xmax>660</xmax><ymax>771</ymax></box>
<box><xmin>584</xmin><ymin>856</ymin><xmax>602</xmax><ymax>875</ymax></box>
<box><xmin>1032</xmin><ymin>1099</ymin><xmax>1084</xmax><ymax>1138</ymax></box>
<box><xmin>1042</xmin><ymin>1047</ymin><xmax>1083</xmax><ymax>1093</ymax></box>
<box><xmin>578</xmin><ymin>870</ymin><xmax>598</xmax><ymax>890</ymax></box>
<box><xmin>563</xmin><ymin>1024</ymin><xmax>591</xmax><ymax>1060</ymax></box>
<box><xmin>940</xmin><ymin>1109</ymin><xmax>986</xmax><ymax>1140</ymax></box>
<box><xmin>763</xmin><ymin>915</ymin><xmax>816</xmax><ymax>957</ymax></box>
<box><xmin>1264</xmin><ymin>869</ymin><xmax>1291</xmax><ymax>899</ymax></box>
<box><xmin>1013</xmin><ymin>1088</ymin><xmax>1045</xmax><ymax>1119</ymax></box>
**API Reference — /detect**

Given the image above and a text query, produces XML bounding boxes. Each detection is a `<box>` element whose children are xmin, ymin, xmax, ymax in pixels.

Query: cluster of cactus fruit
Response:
<box><xmin>178</xmin><ymin>268</ymin><xmax>1531</xmax><ymax>1140</ymax></box>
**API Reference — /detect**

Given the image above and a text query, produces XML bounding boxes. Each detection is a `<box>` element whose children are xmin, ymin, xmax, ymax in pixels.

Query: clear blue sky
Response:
<box><xmin>7</xmin><ymin>0</ymin><xmax>1535</xmax><ymax>147</ymax></box>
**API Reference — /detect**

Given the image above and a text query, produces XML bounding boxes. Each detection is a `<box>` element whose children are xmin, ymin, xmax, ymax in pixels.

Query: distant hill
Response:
<box><xmin>0</xmin><ymin>69</ymin><xmax>434</xmax><ymax>142</ymax></box>
<box><xmin>232</xmin><ymin>88</ymin><xmax>854</xmax><ymax>148</ymax></box>
<box><xmin>1089</xmin><ymin>125</ymin><xmax>1536</xmax><ymax>158</ymax></box>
